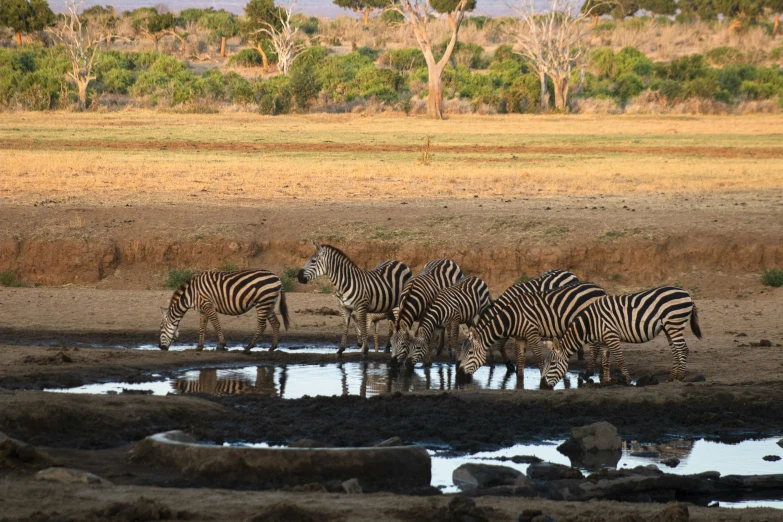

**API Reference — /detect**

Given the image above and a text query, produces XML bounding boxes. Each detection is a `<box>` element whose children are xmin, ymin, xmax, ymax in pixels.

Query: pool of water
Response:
<box><xmin>131</xmin><ymin>341</ymin><xmax>343</xmax><ymax>354</ymax></box>
<box><xmin>44</xmin><ymin>362</ymin><xmax>581</xmax><ymax>397</ymax></box>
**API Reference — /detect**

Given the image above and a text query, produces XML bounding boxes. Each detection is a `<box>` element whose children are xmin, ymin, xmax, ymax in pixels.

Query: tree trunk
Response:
<box><xmin>257</xmin><ymin>44</ymin><xmax>269</xmax><ymax>73</ymax></box>
<box><xmin>220</xmin><ymin>36</ymin><xmax>227</xmax><ymax>57</ymax></box>
<box><xmin>593</xmin><ymin>15</ymin><xmax>599</xmax><ymax>27</ymax></box>
<box><xmin>77</xmin><ymin>80</ymin><xmax>88</xmax><ymax>111</ymax></box>
<box><xmin>15</xmin><ymin>32</ymin><xmax>22</xmax><ymax>46</ymax></box>
<box><xmin>775</xmin><ymin>13</ymin><xmax>780</xmax><ymax>36</ymax></box>
<box><xmin>426</xmin><ymin>62</ymin><xmax>444</xmax><ymax>119</ymax></box>
<box><xmin>539</xmin><ymin>70</ymin><xmax>549</xmax><ymax>110</ymax></box>
<box><xmin>362</xmin><ymin>9</ymin><xmax>371</xmax><ymax>27</ymax></box>
<box><xmin>553</xmin><ymin>75</ymin><xmax>569</xmax><ymax>110</ymax></box>
<box><xmin>180</xmin><ymin>35</ymin><xmax>186</xmax><ymax>52</ymax></box>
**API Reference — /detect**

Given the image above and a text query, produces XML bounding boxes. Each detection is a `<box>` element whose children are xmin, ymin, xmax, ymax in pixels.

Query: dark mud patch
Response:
<box><xmin>247</xmin><ymin>504</ymin><xmax>328</xmax><ymax>522</ymax></box>
<box><xmin>3</xmin><ymin>497</ymin><xmax>194</xmax><ymax>522</ymax></box>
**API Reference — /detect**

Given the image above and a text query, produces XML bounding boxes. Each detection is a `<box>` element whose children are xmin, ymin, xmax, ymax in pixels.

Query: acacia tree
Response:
<box><xmin>0</xmin><ymin>0</ymin><xmax>55</xmax><ymax>46</ymax></box>
<box><xmin>258</xmin><ymin>2</ymin><xmax>304</xmax><ymax>73</ymax></box>
<box><xmin>638</xmin><ymin>0</ymin><xmax>676</xmax><ymax>22</ymax></box>
<box><xmin>332</xmin><ymin>0</ymin><xmax>390</xmax><ymax>26</ymax></box>
<box><xmin>242</xmin><ymin>0</ymin><xmax>282</xmax><ymax>72</ymax></box>
<box><xmin>47</xmin><ymin>0</ymin><xmax>113</xmax><ymax>109</ymax></box>
<box><xmin>509</xmin><ymin>0</ymin><xmax>594</xmax><ymax>111</ymax></box>
<box><xmin>130</xmin><ymin>8</ymin><xmax>176</xmax><ymax>49</ymax></box>
<box><xmin>580</xmin><ymin>0</ymin><xmax>613</xmax><ymax>26</ymax></box>
<box><xmin>389</xmin><ymin>0</ymin><xmax>476</xmax><ymax>119</ymax></box>
<box><xmin>766</xmin><ymin>0</ymin><xmax>783</xmax><ymax>34</ymax></box>
<box><xmin>201</xmin><ymin>8</ymin><xmax>238</xmax><ymax>57</ymax></box>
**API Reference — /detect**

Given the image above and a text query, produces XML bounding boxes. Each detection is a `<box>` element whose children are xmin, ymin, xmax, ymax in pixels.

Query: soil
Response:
<box><xmin>1</xmin><ymin>197</ymin><xmax>782</xmax><ymax>521</ymax></box>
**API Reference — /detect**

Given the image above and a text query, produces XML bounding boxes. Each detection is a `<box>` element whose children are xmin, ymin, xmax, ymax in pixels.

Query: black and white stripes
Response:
<box><xmin>458</xmin><ymin>282</ymin><xmax>606</xmax><ymax>379</ymax></box>
<box><xmin>159</xmin><ymin>269</ymin><xmax>289</xmax><ymax>351</ymax></box>
<box><xmin>297</xmin><ymin>241</ymin><xmax>411</xmax><ymax>355</ymax></box>
<box><xmin>541</xmin><ymin>286</ymin><xmax>702</xmax><ymax>388</ymax></box>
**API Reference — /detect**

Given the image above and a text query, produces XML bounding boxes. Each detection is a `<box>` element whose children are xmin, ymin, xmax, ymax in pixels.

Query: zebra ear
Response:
<box><xmin>469</xmin><ymin>326</ymin><xmax>477</xmax><ymax>339</ymax></box>
<box><xmin>311</xmin><ymin>240</ymin><xmax>321</xmax><ymax>251</ymax></box>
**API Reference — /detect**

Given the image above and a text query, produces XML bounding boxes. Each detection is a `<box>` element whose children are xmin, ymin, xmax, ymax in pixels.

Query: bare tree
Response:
<box><xmin>48</xmin><ymin>0</ymin><xmax>116</xmax><ymax>110</ymax></box>
<box><xmin>389</xmin><ymin>0</ymin><xmax>475</xmax><ymax>119</ymax></box>
<box><xmin>258</xmin><ymin>2</ymin><xmax>305</xmax><ymax>74</ymax></box>
<box><xmin>507</xmin><ymin>0</ymin><xmax>595</xmax><ymax>111</ymax></box>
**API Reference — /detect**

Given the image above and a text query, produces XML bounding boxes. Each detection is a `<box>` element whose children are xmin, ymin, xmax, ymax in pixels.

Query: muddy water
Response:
<box><xmin>45</xmin><ymin>361</ymin><xmax>582</xmax><ymax>397</ymax></box>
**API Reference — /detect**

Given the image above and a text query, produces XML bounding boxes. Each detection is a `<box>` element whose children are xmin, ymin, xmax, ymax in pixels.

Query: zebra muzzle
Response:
<box><xmin>296</xmin><ymin>269</ymin><xmax>309</xmax><ymax>284</ymax></box>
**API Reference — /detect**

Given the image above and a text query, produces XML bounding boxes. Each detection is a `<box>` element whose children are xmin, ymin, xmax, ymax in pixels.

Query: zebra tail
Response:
<box><xmin>279</xmin><ymin>290</ymin><xmax>290</xmax><ymax>331</ymax></box>
<box><xmin>690</xmin><ymin>304</ymin><xmax>702</xmax><ymax>340</ymax></box>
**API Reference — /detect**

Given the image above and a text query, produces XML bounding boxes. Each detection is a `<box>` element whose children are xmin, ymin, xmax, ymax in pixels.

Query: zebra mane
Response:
<box><xmin>320</xmin><ymin>244</ymin><xmax>358</xmax><ymax>268</ymax></box>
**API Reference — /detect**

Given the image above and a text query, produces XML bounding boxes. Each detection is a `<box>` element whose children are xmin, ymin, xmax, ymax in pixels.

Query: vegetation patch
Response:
<box><xmin>164</xmin><ymin>268</ymin><xmax>198</xmax><ymax>289</ymax></box>
<box><xmin>761</xmin><ymin>268</ymin><xmax>783</xmax><ymax>287</ymax></box>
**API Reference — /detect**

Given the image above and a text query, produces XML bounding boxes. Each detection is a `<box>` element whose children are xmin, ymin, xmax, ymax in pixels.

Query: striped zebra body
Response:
<box><xmin>172</xmin><ymin>367</ymin><xmax>278</xmax><ymax>396</ymax></box>
<box><xmin>297</xmin><ymin>242</ymin><xmax>411</xmax><ymax>355</ymax></box>
<box><xmin>390</xmin><ymin>258</ymin><xmax>464</xmax><ymax>362</ymax></box>
<box><xmin>159</xmin><ymin>269</ymin><xmax>289</xmax><ymax>352</ymax></box>
<box><xmin>459</xmin><ymin>282</ymin><xmax>606</xmax><ymax>380</ymax></box>
<box><xmin>485</xmin><ymin>270</ymin><xmax>581</xmax><ymax>367</ymax></box>
<box><xmin>541</xmin><ymin>286</ymin><xmax>702</xmax><ymax>388</ymax></box>
<box><xmin>409</xmin><ymin>276</ymin><xmax>493</xmax><ymax>365</ymax></box>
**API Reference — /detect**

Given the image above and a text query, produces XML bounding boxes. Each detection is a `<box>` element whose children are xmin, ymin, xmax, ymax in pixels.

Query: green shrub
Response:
<box><xmin>193</xmin><ymin>69</ymin><xmax>227</xmax><ymax>100</ymax></box>
<box><xmin>255</xmin><ymin>75</ymin><xmax>292</xmax><ymax>114</ymax></box>
<box><xmin>614</xmin><ymin>46</ymin><xmax>653</xmax><ymax>77</ymax></box>
<box><xmin>614</xmin><ymin>72</ymin><xmax>645</xmax><ymax>101</ymax></box>
<box><xmin>0</xmin><ymin>270</ymin><xmax>24</xmax><ymax>287</ymax></box>
<box><xmin>295</xmin><ymin>16</ymin><xmax>319</xmax><ymax>35</ymax></box>
<box><xmin>291</xmin><ymin>45</ymin><xmax>328</xmax><ymax>73</ymax></box>
<box><xmin>492</xmin><ymin>44</ymin><xmax>521</xmax><ymax>64</ymax></box>
<box><xmin>356</xmin><ymin>46</ymin><xmax>381</xmax><ymax>61</ymax></box>
<box><xmin>381</xmin><ymin>48</ymin><xmax>425</xmax><ymax>71</ymax></box>
<box><xmin>761</xmin><ymin>268</ymin><xmax>783</xmax><ymax>287</ymax></box>
<box><xmin>226</xmin><ymin>72</ymin><xmax>254</xmax><ymax>105</ymax></box>
<box><xmin>280</xmin><ymin>266</ymin><xmax>299</xmax><ymax>292</ymax></box>
<box><xmin>165</xmin><ymin>268</ymin><xmax>198</xmax><ymax>289</ymax></box>
<box><xmin>513</xmin><ymin>273</ymin><xmax>531</xmax><ymax>285</ymax></box>
<box><xmin>435</xmin><ymin>41</ymin><xmax>488</xmax><ymax>69</ymax></box>
<box><xmin>219</xmin><ymin>260</ymin><xmax>239</xmax><ymax>272</ymax></box>
<box><xmin>589</xmin><ymin>47</ymin><xmax>615</xmax><ymax>77</ymax></box>
<box><xmin>229</xmin><ymin>48</ymin><xmax>264</xmax><ymax>67</ymax></box>
<box><xmin>290</xmin><ymin>66</ymin><xmax>321</xmax><ymax>110</ymax></box>
<box><xmin>706</xmin><ymin>46</ymin><xmax>745</xmax><ymax>67</ymax></box>
<box><xmin>380</xmin><ymin>9</ymin><xmax>405</xmax><ymax>23</ymax></box>
<box><xmin>465</xmin><ymin>15</ymin><xmax>489</xmax><ymax>29</ymax></box>
<box><xmin>101</xmin><ymin>68</ymin><xmax>134</xmax><ymax>94</ymax></box>
<box><xmin>502</xmin><ymin>72</ymin><xmax>544</xmax><ymax>113</ymax></box>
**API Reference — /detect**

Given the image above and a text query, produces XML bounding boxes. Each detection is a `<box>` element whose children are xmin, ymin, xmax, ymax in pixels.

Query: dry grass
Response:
<box><xmin>1</xmin><ymin>111</ymin><xmax>782</xmax><ymax>206</ymax></box>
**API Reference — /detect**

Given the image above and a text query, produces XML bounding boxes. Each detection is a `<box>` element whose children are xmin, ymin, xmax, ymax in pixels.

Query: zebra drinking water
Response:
<box><xmin>297</xmin><ymin>242</ymin><xmax>411</xmax><ymax>355</ymax></box>
<box><xmin>541</xmin><ymin>286</ymin><xmax>702</xmax><ymax>388</ymax></box>
<box><xmin>159</xmin><ymin>269</ymin><xmax>290</xmax><ymax>351</ymax></box>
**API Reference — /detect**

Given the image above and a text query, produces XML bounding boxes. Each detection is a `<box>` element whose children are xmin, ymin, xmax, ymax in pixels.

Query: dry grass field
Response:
<box><xmin>2</xmin><ymin>112</ymin><xmax>783</xmax><ymax>205</ymax></box>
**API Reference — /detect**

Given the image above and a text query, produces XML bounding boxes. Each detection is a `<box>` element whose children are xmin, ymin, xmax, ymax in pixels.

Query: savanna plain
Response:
<box><xmin>1</xmin><ymin>111</ymin><xmax>783</xmax><ymax>521</ymax></box>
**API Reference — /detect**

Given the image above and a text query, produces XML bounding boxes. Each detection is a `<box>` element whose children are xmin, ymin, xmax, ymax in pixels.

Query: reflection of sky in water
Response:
<box><xmin>45</xmin><ymin>362</ymin><xmax>580</xmax><ymax>397</ymax></box>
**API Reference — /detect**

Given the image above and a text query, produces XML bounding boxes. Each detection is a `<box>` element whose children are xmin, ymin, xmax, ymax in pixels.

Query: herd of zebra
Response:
<box><xmin>160</xmin><ymin>241</ymin><xmax>702</xmax><ymax>389</ymax></box>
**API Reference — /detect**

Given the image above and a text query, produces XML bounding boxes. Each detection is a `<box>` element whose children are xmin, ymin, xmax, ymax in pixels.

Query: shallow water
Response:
<box><xmin>44</xmin><ymin>361</ymin><xmax>581</xmax><ymax>397</ymax></box>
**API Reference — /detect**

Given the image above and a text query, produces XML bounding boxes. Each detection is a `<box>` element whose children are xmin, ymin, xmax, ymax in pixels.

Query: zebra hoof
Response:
<box><xmin>268</xmin><ymin>345</ymin><xmax>277</xmax><ymax>352</ymax></box>
<box><xmin>195</xmin><ymin>345</ymin><xmax>204</xmax><ymax>352</ymax></box>
<box><xmin>504</xmin><ymin>363</ymin><xmax>516</xmax><ymax>374</ymax></box>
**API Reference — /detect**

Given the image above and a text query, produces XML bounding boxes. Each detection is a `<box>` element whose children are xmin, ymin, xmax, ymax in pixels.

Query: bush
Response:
<box><xmin>513</xmin><ymin>273</ymin><xmax>531</xmax><ymax>285</ymax></box>
<box><xmin>614</xmin><ymin>72</ymin><xmax>645</xmax><ymax>101</ymax></box>
<box><xmin>226</xmin><ymin>72</ymin><xmax>254</xmax><ymax>105</ymax></box>
<box><xmin>295</xmin><ymin>16</ymin><xmax>319</xmax><ymax>36</ymax></box>
<box><xmin>380</xmin><ymin>9</ymin><xmax>405</xmax><ymax>23</ymax></box>
<box><xmin>280</xmin><ymin>266</ymin><xmax>299</xmax><ymax>292</ymax></box>
<box><xmin>229</xmin><ymin>48</ymin><xmax>264</xmax><ymax>67</ymax></box>
<box><xmin>255</xmin><ymin>75</ymin><xmax>292</xmax><ymax>114</ymax></box>
<box><xmin>706</xmin><ymin>46</ymin><xmax>745</xmax><ymax>67</ymax></box>
<box><xmin>382</xmin><ymin>48</ymin><xmax>425</xmax><ymax>71</ymax></box>
<box><xmin>614</xmin><ymin>46</ymin><xmax>653</xmax><ymax>77</ymax></box>
<box><xmin>0</xmin><ymin>270</ymin><xmax>24</xmax><ymax>287</ymax></box>
<box><xmin>356</xmin><ymin>46</ymin><xmax>381</xmax><ymax>61</ymax></box>
<box><xmin>589</xmin><ymin>47</ymin><xmax>615</xmax><ymax>77</ymax></box>
<box><xmin>762</xmin><ymin>268</ymin><xmax>783</xmax><ymax>287</ymax></box>
<box><xmin>502</xmin><ymin>73</ymin><xmax>542</xmax><ymax>113</ymax></box>
<box><xmin>165</xmin><ymin>268</ymin><xmax>198</xmax><ymax>289</ymax></box>
<box><xmin>492</xmin><ymin>44</ymin><xmax>521</xmax><ymax>64</ymax></box>
<box><xmin>290</xmin><ymin>66</ymin><xmax>321</xmax><ymax>110</ymax></box>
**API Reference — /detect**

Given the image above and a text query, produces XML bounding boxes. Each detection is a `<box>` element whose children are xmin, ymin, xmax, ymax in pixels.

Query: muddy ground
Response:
<box><xmin>1</xmin><ymin>195</ymin><xmax>782</xmax><ymax>521</ymax></box>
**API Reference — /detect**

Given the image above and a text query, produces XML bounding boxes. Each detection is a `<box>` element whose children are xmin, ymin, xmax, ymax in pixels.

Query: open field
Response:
<box><xmin>2</xmin><ymin>113</ymin><xmax>783</xmax><ymax>204</ymax></box>
<box><xmin>1</xmin><ymin>111</ymin><xmax>783</xmax><ymax>520</ymax></box>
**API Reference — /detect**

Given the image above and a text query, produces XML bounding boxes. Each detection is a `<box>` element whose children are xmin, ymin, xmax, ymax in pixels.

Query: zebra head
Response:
<box><xmin>298</xmin><ymin>240</ymin><xmax>326</xmax><ymax>284</ymax></box>
<box><xmin>457</xmin><ymin>327</ymin><xmax>486</xmax><ymax>375</ymax></box>
<box><xmin>391</xmin><ymin>328</ymin><xmax>412</xmax><ymax>363</ymax></box>
<box><xmin>159</xmin><ymin>307</ymin><xmax>180</xmax><ymax>350</ymax></box>
<box><xmin>540</xmin><ymin>339</ymin><xmax>568</xmax><ymax>389</ymax></box>
<box><xmin>408</xmin><ymin>335</ymin><xmax>429</xmax><ymax>365</ymax></box>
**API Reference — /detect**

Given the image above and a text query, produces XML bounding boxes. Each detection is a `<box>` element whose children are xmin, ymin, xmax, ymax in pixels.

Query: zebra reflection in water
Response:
<box><xmin>171</xmin><ymin>366</ymin><xmax>287</xmax><ymax>397</ymax></box>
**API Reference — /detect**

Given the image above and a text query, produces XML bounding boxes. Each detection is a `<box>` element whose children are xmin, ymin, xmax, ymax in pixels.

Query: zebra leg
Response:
<box><xmin>449</xmin><ymin>320</ymin><xmax>460</xmax><ymax>360</ymax></box>
<box><xmin>499</xmin><ymin>338</ymin><xmax>515</xmax><ymax>374</ymax></box>
<box><xmin>600</xmin><ymin>346</ymin><xmax>611</xmax><ymax>384</ymax></box>
<box><xmin>246</xmin><ymin>304</ymin><xmax>270</xmax><ymax>352</ymax></box>
<box><xmin>606</xmin><ymin>336</ymin><xmax>631</xmax><ymax>385</ymax></box>
<box><xmin>585</xmin><ymin>342</ymin><xmax>599</xmax><ymax>376</ymax></box>
<box><xmin>665</xmin><ymin>327</ymin><xmax>689</xmax><ymax>381</ymax></box>
<box><xmin>374</xmin><ymin>318</ymin><xmax>380</xmax><ymax>353</ymax></box>
<box><xmin>197</xmin><ymin>313</ymin><xmax>208</xmax><ymax>351</ymax></box>
<box><xmin>268</xmin><ymin>311</ymin><xmax>281</xmax><ymax>351</ymax></box>
<box><xmin>529</xmin><ymin>334</ymin><xmax>544</xmax><ymax>372</ymax></box>
<box><xmin>515</xmin><ymin>338</ymin><xmax>527</xmax><ymax>378</ymax></box>
<box><xmin>356</xmin><ymin>306</ymin><xmax>370</xmax><ymax>355</ymax></box>
<box><xmin>203</xmin><ymin>304</ymin><xmax>225</xmax><ymax>350</ymax></box>
<box><xmin>384</xmin><ymin>318</ymin><xmax>393</xmax><ymax>353</ymax></box>
<box><xmin>338</xmin><ymin>307</ymin><xmax>352</xmax><ymax>356</ymax></box>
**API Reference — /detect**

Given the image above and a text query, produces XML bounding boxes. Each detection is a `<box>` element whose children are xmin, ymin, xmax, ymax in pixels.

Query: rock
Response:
<box><xmin>655</xmin><ymin>503</ymin><xmax>689</xmax><ymax>522</ymax></box>
<box><xmin>518</xmin><ymin>509</ymin><xmax>543</xmax><ymax>522</ymax></box>
<box><xmin>763</xmin><ymin>455</ymin><xmax>781</xmax><ymax>462</ymax></box>
<box><xmin>341</xmin><ymin>478</ymin><xmax>362</xmax><ymax>494</ymax></box>
<box><xmin>0</xmin><ymin>432</ymin><xmax>54</xmax><ymax>470</ymax></box>
<box><xmin>288</xmin><ymin>438</ymin><xmax>333</xmax><ymax>448</ymax></box>
<box><xmin>636</xmin><ymin>375</ymin><xmax>659</xmax><ymax>387</ymax></box>
<box><xmin>514</xmin><ymin>475</ymin><xmax>537</xmax><ymax>497</ymax></box>
<box><xmin>687</xmin><ymin>375</ymin><xmax>706</xmax><ymax>383</ymax></box>
<box><xmin>694</xmin><ymin>471</ymin><xmax>720</xmax><ymax>479</ymax></box>
<box><xmin>557</xmin><ymin>422</ymin><xmax>622</xmax><ymax>457</ymax></box>
<box><xmin>532</xmin><ymin>516</ymin><xmax>556</xmax><ymax>522</ymax></box>
<box><xmin>662</xmin><ymin>457</ymin><xmax>681</xmax><ymax>468</ymax></box>
<box><xmin>759</xmin><ymin>339</ymin><xmax>772</xmax><ymax>347</ymax></box>
<box><xmin>375</xmin><ymin>436</ymin><xmax>402</xmax><ymax>447</ymax></box>
<box><xmin>565</xmin><ymin>450</ymin><xmax>621</xmax><ymax>471</ymax></box>
<box><xmin>778</xmin><ymin>438</ymin><xmax>783</xmax><ymax>449</ymax></box>
<box><xmin>511</xmin><ymin>455</ymin><xmax>543</xmax><ymax>464</ymax></box>
<box><xmin>630</xmin><ymin>451</ymin><xmax>660</xmax><ymax>458</ymax></box>
<box><xmin>36</xmin><ymin>467</ymin><xmax>112</xmax><ymax>485</ymax></box>
<box><xmin>526</xmin><ymin>462</ymin><xmax>584</xmax><ymax>481</ymax></box>
<box><xmin>448</xmin><ymin>495</ymin><xmax>475</xmax><ymax>514</ymax></box>
<box><xmin>453</xmin><ymin>463</ymin><xmax>522</xmax><ymax>491</ymax></box>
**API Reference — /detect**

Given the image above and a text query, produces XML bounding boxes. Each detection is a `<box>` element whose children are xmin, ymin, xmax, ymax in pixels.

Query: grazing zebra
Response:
<box><xmin>297</xmin><ymin>242</ymin><xmax>411</xmax><ymax>355</ymax></box>
<box><xmin>159</xmin><ymin>269</ymin><xmax>289</xmax><ymax>351</ymax></box>
<box><xmin>458</xmin><ymin>282</ymin><xmax>606</xmax><ymax>380</ymax></box>
<box><xmin>485</xmin><ymin>269</ymin><xmax>581</xmax><ymax>367</ymax></box>
<box><xmin>540</xmin><ymin>286</ymin><xmax>702</xmax><ymax>389</ymax></box>
<box><xmin>408</xmin><ymin>276</ymin><xmax>493</xmax><ymax>366</ymax></box>
<box><xmin>390</xmin><ymin>258</ymin><xmax>464</xmax><ymax>362</ymax></box>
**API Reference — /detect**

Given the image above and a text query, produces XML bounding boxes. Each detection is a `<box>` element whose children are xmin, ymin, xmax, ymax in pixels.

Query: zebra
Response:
<box><xmin>540</xmin><ymin>286</ymin><xmax>702</xmax><ymax>389</ymax></box>
<box><xmin>354</xmin><ymin>309</ymin><xmax>400</xmax><ymax>353</ymax></box>
<box><xmin>159</xmin><ymin>269</ymin><xmax>290</xmax><ymax>351</ymax></box>
<box><xmin>481</xmin><ymin>269</ymin><xmax>581</xmax><ymax>368</ymax></box>
<box><xmin>458</xmin><ymin>282</ymin><xmax>606</xmax><ymax>381</ymax></box>
<box><xmin>408</xmin><ymin>276</ymin><xmax>493</xmax><ymax>366</ymax></box>
<box><xmin>297</xmin><ymin>242</ymin><xmax>411</xmax><ymax>355</ymax></box>
<box><xmin>172</xmin><ymin>366</ymin><xmax>280</xmax><ymax>396</ymax></box>
<box><xmin>390</xmin><ymin>258</ymin><xmax>464</xmax><ymax>363</ymax></box>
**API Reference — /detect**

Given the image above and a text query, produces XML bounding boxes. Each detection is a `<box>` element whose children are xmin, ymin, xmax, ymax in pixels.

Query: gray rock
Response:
<box><xmin>567</xmin><ymin>450</ymin><xmax>621</xmax><ymax>471</ymax></box>
<box><xmin>0</xmin><ymin>432</ymin><xmax>54</xmax><ymax>470</ymax></box>
<box><xmin>341</xmin><ymin>478</ymin><xmax>362</xmax><ymax>494</ymax></box>
<box><xmin>526</xmin><ymin>462</ymin><xmax>584</xmax><ymax>481</ymax></box>
<box><xmin>778</xmin><ymin>438</ymin><xmax>783</xmax><ymax>449</ymax></box>
<box><xmin>36</xmin><ymin>467</ymin><xmax>112</xmax><ymax>485</ymax></box>
<box><xmin>289</xmin><ymin>438</ymin><xmax>334</xmax><ymax>448</ymax></box>
<box><xmin>557</xmin><ymin>422</ymin><xmax>622</xmax><ymax>457</ymax></box>
<box><xmin>631</xmin><ymin>451</ymin><xmax>660</xmax><ymax>458</ymax></box>
<box><xmin>514</xmin><ymin>475</ymin><xmax>537</xmax><ymax>496</ymax></box>
<box><xmin>763</xmin><ymin>455</ymin><xmax>781</xmax><ymax>462</ymax></box>
<box><xmin>662</xmin><ymin>457</ymin><xmax>681</xmax><ymax>468</ymax></box>
<box><xmin>374</xmin><ymin>436</ymin><xmax>402</xmax><ymax>447</ymax></box>
<box><xmin>694</xmin><ymin>471</ymin><xmax>720</xmax><ymax>479</ymax></box>
<box><xmin>453</xmin><ymin>463</ymin><xmax>522</xmax><ymax>491</ymax></box>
